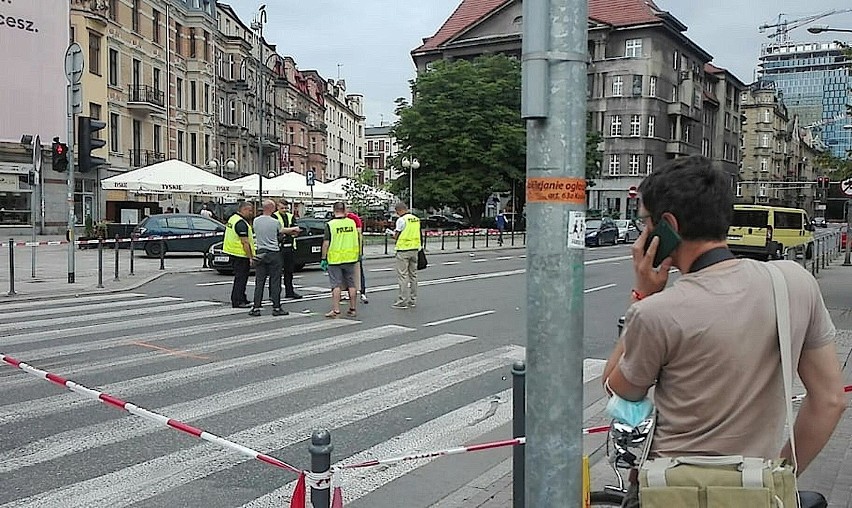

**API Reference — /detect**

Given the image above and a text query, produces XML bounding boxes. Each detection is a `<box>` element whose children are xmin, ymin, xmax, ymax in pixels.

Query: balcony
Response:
<box><xmin>129</xmin><ymin>150</ymin><xmax>166</xmax><ymax>169</ymax></box>
<box><xmin>665</xmin><ymin>140</ymin><xmax>693</xmax><ymax>156</ymax></box>
<box><xmin>127</xmin><ymin>85</ymin><xmax>165</xmax><ymax>112</ymax></box>
<box><xmin>667</xmin><ymin>101</ymin><xmax>699</xmax><ymax>120</ymax></box>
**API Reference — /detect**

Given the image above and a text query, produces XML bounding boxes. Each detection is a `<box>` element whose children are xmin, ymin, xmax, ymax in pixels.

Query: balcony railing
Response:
<box><xmin>129</xmin><ymin>150</ymin><xmax>166</xmax><ymax>168</ymax></box>
<box><xmin>127</xmin><ymin>85</ymin><xmax>165</xmax><ymax>109</ymax></box>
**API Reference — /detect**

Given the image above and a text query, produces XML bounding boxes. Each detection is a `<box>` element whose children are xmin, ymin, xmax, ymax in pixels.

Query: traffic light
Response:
<box><xmin>51</xmin><ymin>138</ymin><xmax>69</xmax><ymax>172</ymax></box>
<box><xmin>817</xmin><ymin>176</ymin><xmax>831</xmax><ymax>190</ymax></box>
<box><xmin>77</xmin><ymin>116</ymin><xmax>107</xmax><ymax>173</ymax></box>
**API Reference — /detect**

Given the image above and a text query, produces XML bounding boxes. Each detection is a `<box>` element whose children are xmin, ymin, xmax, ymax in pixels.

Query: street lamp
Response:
<box><xmin>207</xmin><ymin>158</ymin><xmax>237</xmax><ymax>177</ymax></box>
<box><xmin>251</xmin><ymin>5</ymin><xmax>268</xmax><ymax>206</ymax></box>
<box><xmin>807</xmin><ymin>26</ymin><xmax>852</xmax><ymax>34</ymax></box>
<box><xmin>401</xmin><ymin>157</ymin><xmax>420</xmax><ymax>210</ymax></box>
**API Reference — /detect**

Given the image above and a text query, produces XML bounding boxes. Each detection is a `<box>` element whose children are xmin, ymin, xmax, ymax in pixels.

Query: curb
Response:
<box><xmin>365</xmin><ymin>244</ymin><xmax>527</xmax><ymax>261</ymax></box>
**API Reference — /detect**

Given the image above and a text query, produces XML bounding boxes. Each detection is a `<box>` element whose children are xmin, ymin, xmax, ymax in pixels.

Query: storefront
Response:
<box><xmin>0</xmin><ymin>162</ymin><xmax>35</xmax><ymax>227</ymax></box>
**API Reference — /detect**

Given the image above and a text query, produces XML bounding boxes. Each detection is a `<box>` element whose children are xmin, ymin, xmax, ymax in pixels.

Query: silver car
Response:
<box><xmin>615</xmin><ymin>219</ymin><xmax>641</xmax><ymax>243</ymax></box>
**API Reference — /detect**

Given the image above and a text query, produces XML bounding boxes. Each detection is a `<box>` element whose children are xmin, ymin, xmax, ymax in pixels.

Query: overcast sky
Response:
<box><xmin>224</xmin><ymin>1</ymin><xmax>852</xmax><ymax>126</ymax></box>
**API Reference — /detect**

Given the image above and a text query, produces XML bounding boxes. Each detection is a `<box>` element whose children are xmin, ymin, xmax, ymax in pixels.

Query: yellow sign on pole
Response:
<box><xmin>583</xmin><ymin>455</ymin><xmax>591</xmax><ymax>507</ymax></box>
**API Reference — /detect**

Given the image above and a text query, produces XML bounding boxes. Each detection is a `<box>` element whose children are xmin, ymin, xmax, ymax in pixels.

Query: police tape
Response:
<box><xmin>11</xmin><ymin>231</ymin><xmax>223</xmax><ymax>248</ymax></box>
<box><xmin>2</xmin><ymin>351</ymin><xmax>849</xmax><ymax>508</ymax></box>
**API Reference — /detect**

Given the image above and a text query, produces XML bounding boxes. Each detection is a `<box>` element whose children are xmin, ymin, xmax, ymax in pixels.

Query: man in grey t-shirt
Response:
<box><xmin>250</xmin><ymin>200</ymin><xmax>287</xmax><ymax>316</ymax></box>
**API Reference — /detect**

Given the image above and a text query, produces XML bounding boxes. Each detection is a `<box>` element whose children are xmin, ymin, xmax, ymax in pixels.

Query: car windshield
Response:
<box><xmin>586</xmin><ymin>220</ymin><xmax>602</xmax><ymax>229</ymax></box>
<box><xmin>615</xmin><ymin>220</ymin><xmax>629</xmax><ymax>228</ymax></box>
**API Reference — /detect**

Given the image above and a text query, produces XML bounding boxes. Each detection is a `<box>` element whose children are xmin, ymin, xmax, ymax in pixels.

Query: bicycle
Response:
<box><xmin>588</xmin><ymin>419</ymin><xmax>829</xmax><ymax>507</ymax></box>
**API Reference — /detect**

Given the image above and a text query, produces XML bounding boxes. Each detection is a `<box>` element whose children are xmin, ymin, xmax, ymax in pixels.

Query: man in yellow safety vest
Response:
<box><xmin>320</xmin><ymin>201</ymin><xmax>360</xmax><ymax>318</ymax></box>
<box><xmin>223</xmin><ymin>201</ymin><xmax>255</xmax><ymax>308</ymax></box>
<box><xmin>392</xmin><ymin>201</ymin><xmax>421</xmax><ymax>309</ymax></box>
<box><xmin>273</xmin><ymin>199</ymin><xmax>302</xmax><ymax>299</ymax></box>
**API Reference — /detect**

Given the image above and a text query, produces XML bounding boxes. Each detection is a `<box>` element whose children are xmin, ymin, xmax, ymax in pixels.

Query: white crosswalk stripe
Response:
<box><xmin>0</xmin><ymin>296</ymin><xmax>610</xmax><ymax>508</ymax></box>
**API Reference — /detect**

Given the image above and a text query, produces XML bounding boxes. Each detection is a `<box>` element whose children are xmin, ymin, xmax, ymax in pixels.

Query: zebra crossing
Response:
<box><xmin>0</xmin><ymin>294</ymin><xmax>609</xmax><ymax>508</ymax></box>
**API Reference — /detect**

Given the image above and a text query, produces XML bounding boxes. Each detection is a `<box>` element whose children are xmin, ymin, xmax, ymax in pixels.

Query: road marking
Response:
<box><xmin>0</xmin><ymin>297</ymin><xmax>181</xmax><ymax>321</ymax></box>
<box><xmin>471</xmin><ymin>259</ymin><xmax>489</xmax><ymax>263</ymax></box>
<box><xmin>369</xmin><ymin>268</ymin><xmax>394</xmax><ymax>272</ymax></box>
<box><xmin>0</xmin><ymin>293</ymin><xmax>146</xmax><ymax>311</ymax></box>
<box><xmin>423</xmin><ymin>310</ymin><xmax>496</xmax><ymax>327</ymax></box>
<box><xmin>585</xmin><ymin>283</ymin><xmax>617</xmax><ymax>293</ymax></box>
<box><xmin>8</xmin><ymin>346</ymin><xmax>523</xmax><ymax>508</ymax></box>
<box><xmin>495</xmin><ymin>256</ymin><xmax>514</xmax><ymax>260</ymax></box>
<box><xmin>442</xmin><ymin>261</ymin><xmax>460</xmax><ymax>265</ymax></box>
<box><xmin>195</xmin><ymin>280</ymin><xmax>232</xmax><ymax>287</ymax></box>
<box><xmin>0</xmin><ymin>329</ymin><xmax>460</xmax><ymax>475</ymax></box>
<box><xmin>585</xmin><ymin>255</ymin><xmax>632</xmax><ymax>265</ymax></box>
<box><xmin>128</xmin><ymin>341</ymin><xmax>213</xmax><ymax>361</ymax></box>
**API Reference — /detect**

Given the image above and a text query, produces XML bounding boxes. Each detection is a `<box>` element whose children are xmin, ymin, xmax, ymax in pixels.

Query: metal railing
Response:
<box><xmin>129</xmin><ymin>150</ymin><xmax>166</xmax><ymax>169</ymax></box>
<box><xmin>127</xmin><ymin>85</ymin><xmax>165</xmax><ymax>108</ymax></box>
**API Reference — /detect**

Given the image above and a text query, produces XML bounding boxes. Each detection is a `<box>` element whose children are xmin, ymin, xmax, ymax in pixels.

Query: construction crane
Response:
<box><xmin>759</xmin><ymin>9</ymin><xmax>852</xmax><ymax>43</ymax></box>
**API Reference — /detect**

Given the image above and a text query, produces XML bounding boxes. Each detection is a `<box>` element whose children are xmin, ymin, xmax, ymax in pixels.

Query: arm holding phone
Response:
<box><xmin>631</xmin><ymin>217</ymin><xmax>680</xmax><ymax>300</ymax></box>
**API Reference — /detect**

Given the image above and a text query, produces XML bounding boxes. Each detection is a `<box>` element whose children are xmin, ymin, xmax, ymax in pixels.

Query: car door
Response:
<box><xmin>164</xmin><ymin>215</ymin><xmax>195</xmax><ymax>252</ymax></box>
<box><xmin>190</xmin><ymin>216</ymin><xmax>227</xmax><ymax>253</ymax></box>
<box><xmin>603</xmin><ymin>219</ymin><xmax>617</xmax><ymax>244</ymax></box>
<box><xmin>773</xmin><ymin>210</ymin><xmax>805</xmax><ymax>250</ymax></box>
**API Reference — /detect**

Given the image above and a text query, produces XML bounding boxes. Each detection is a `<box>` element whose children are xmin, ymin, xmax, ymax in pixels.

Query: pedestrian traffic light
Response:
<box><xmin>51</xmin><ymin>138</ymin><xmax>69</xmax><ymax>172</ymax></box>
<box><xmin>77</xmin><ymin>116</ymin><xmax>107</xmax><ymax>173</ymax></box>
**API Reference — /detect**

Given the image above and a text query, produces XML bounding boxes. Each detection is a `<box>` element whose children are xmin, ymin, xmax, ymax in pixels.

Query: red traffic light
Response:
<box><xmin>55</xmin><ymin>144</ymin><xmax>65</xmax><ymax>155</ymax></box>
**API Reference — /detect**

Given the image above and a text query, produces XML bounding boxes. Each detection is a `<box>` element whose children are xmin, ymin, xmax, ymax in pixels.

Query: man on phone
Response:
<box><xmin>602</xmin><ymin>156</ymin><xmax>845</xmax><ymax>506</ymax></box>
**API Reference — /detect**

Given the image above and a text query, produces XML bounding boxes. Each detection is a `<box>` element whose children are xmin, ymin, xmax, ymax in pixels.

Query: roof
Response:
<box><xmin>365</xmin><ymin>126</ymin><xmax>393</xmax><ymax>137</ymax></box>
<box><xmin>414</xmin><ymin>0</ymin><xmax>669</xmax><ymax>54</ymax></box>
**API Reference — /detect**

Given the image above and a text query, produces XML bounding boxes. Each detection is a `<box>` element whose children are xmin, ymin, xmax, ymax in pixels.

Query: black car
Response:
<box><xmin>133</xmin><ymin>214</ymin><xmax>225</xmax><ymax>256</ymax></box>
<box><xmin>421</xmin><ymin>215</ymin><xmax>467</xmax><ymax>231</ymax></box>
<box><xmin>585</xmin><ymin>218</ymin><xmax>619</xmax><ymax>246</ymax></box>
<box><xmin>207</xmin><ymin>218</ymin><xmax>328</xmax><ymax>274</ymax></box>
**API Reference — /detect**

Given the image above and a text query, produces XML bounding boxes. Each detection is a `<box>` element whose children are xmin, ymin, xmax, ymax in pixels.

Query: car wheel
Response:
<box><xmin>145</xmin><ymin>241</ymin><xmax>165</xmax><ymax>257</ymax></box>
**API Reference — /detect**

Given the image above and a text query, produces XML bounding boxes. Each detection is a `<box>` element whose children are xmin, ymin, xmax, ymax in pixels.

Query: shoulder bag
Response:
<box><xmin>637</xmin><ymin>262</ymin><xmax>799</xmax><ymax>508</ymax></box>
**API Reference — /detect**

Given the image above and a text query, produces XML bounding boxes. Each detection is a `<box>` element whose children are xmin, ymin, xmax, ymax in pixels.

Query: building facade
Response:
<box><xmin>324</xmin><ymin>80</ymin><xmax>366</xmax><ymax>180</ymax></box>
<box><xmin>739</xmin><ymin>81</ymin><xmax>821</xmax><ymax>213</ymax></box>
<box><xmin>364</xmin><ymin>126</ymin><xmax>400</xmax><ymax>186</ymax></box>
<box><xmin>411</xmin><ymin>0</ymin><xmax>746</xmax><ymax>220</ymax></box>
<box><xmin>758</xmin><ymin>40</ymin><xmax>852</xmax><ymax>158</ymax></box>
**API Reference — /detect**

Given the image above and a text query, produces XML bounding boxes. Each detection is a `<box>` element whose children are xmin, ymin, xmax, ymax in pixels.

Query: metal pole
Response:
<box><xmin>97</xmin><ymin>239</ymin><xmax>104</xmax><ymax>288</ymax></box>
<box><xmin>456</xmin><ymin>229</ymin><xmax>461</xmax><ymax>250</ymax></box>
<box><xmin>512</xmin><ymin>360</ymin><xmax>526</xmax><ymax>508</ymax></box>
<box><xmin>844</xmin><ymin>201</ymin><xmax>851</xmax><ymax>266</ymax></box>
<box><xmin>309</xmin><ymin>429</ymin><xmax>333</xmax><ymax>508</ymax></box>
<box><xmin>114</xmin><ymin>234</ymin><xmax>120</xmax><ymax>282</ymax></box>
<box><xmin>67</xmin><ymin>84</ymin><xmax>76</xmax><ymax>283</ymax></box>
<box><xmin>384</xmin><ymin>232</ymin><xmax>388</xmax><ymax>255</ymax></box>
<box><xmin>409</xmin><ymin>165</ymin><xmax>413</xmax><ymax>210</ymax></box>
<box><xmin>130</xmin><ymin>234</ymin><xmax>135</xmax><ymax>276</ymax></box>
<box><xmin>523</xmin><ymin>0</ymin><xmax>587</xmax><ymax>504</ymax></box>
<box><xmin>441</xmin><ymin>231</ymin><xmax>445</xmax><ymax>251</ymax></box>
<box><xmin>8</xmin><ymin>239</ymin><xmax>16</xmax><ymax>296</ymax></box>
<box><xmin>486</xmin><ymin>227</ymin><xmax>490</xmax><ymax>247</ymax></box>
<box><xmin>472</xmin><ymin>228</ymin><xmax>476</xmax><ymax>249</ymax></box>
<box><xmin>257</xmin><ymin>51</ymin><xmax>264</xmax><ymax>205</ymax></box>
<box><xmin>31</xmin><ymin>135</ymin><xmax>39</xmax><ymax>279</ymax></box>
<box><xmin>159</xmin><ymin>238</ymin><xmax>166</xmax><ymax>270</ymax></box>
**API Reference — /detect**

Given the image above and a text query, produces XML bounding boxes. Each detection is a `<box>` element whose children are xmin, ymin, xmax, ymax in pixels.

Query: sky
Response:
<box><xmin>224</xmin><ymin>1</ymin><xmax>852</xmax><ymax>127</ymax></box>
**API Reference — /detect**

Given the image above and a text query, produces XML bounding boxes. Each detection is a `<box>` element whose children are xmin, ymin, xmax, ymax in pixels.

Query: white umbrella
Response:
<box><xmin>102</xmin><ymin>159</ymin><xmax>242</xmax><ymax>196</ymax></box>
<box><xmin>232</xmin><ymin>174</ymin><xmax>275</xmax><ymax>196</ymax></box>
<box><xmin>266</xmin><ymin>173</ymin><xmax>344</xmax><ymax>201</ymax></box>
<box><xmin>326</xmin><ymin>177</ymin><xmax>396</xmax><ymax>203</ymax></box>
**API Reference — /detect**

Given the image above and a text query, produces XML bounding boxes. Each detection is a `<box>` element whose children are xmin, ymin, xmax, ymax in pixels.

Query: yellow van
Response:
<box><xmin>727</xmin><ymin>205</ymin><xmax>815</xmax><ymax>260</ymax></box>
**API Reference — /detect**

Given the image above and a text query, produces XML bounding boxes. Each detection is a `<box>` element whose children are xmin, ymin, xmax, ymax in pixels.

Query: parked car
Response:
<box><xmin>207</xmin><ymin>218</ymin><xmax>328</xmax><ymax>274</ymax></box>
<box><xmin>585</xmin><ymin>218</ymin><xmax>619</xmax><ymax>246</ymax></box>
<box><xmin>614</xmin><ymin>219</ymin><xmax>641</xmax><ymax>243</ymax></box>
<box><xmin>421</xmin><ymin>215</ymin><xmax>467</xmax><ymax>231</ymax></box>
<box><xmin>727</xmin><ymin>205</ymin><xmax>814</xmax><ymax>260</ymax></box>
<box><xmin>812</xmin><ymin>216</ymin><xmax>827</xmax><ymax>228</ymax></box>
<box><xmin>133</xmin><ymin>213</ymin><xmax>225</xmax><ymax>257</ymax></box>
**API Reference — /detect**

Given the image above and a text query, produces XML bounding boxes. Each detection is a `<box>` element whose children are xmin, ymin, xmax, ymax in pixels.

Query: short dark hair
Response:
<box><xmin>237</xmin><ymin>201</ymin><xmax>253</xmax><ymax>211</ymax></box>
<box><xmin>638</xmin><ymin>156</ymin><xmax>733</xmax><ymax>241</ymax></box>
<box><xmin>333</xmin><ymin>201</ymin><xmax>346</xmax><ymax>212</ymax></box>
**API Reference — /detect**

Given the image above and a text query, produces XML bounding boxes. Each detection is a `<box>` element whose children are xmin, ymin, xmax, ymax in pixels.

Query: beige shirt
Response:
<box><xmin>619</xmin><ymin>259</ymin><xmax>835</xmax><ymax>458</ymax></box>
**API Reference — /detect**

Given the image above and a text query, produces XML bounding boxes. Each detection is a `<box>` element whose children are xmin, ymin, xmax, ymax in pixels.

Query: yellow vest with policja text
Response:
<box><xmin>223</xmin><ymin>214</ymin><xmax>254</xmax><ymax>258</ymax></box>
<box><xmin>326</xmin><ymin>217</ymin><xmax>360</xmax><ymax>265</ymax></box>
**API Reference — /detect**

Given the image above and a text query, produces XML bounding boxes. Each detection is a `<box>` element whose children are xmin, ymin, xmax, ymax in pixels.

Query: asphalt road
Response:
<box><xmin>0</xmin><ymin>243</ymin><xmax>637</xmax><ymax>508</ymax></box>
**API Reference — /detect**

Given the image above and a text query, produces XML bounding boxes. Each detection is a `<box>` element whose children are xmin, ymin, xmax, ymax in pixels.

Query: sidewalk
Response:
<box><xmin>437</xmin><ymin>257</ymin><xmax>852</xmax><ymax>507</ymax></box>
<box><xmin>0</xmin><ymin>234</ymin><xmax>526</xmax><ymax>299</ymax></box>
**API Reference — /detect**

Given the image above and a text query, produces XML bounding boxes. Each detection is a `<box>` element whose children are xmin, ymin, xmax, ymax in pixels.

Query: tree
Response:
<box><xmin>343</xmin><ymin>168</ymin><xmax>383</xmax><ymax>215</ymax></box>
<box><xmin>815</xmin><ymin>151</ymin><xmax>852</xmax><ymax>181</ymax></box>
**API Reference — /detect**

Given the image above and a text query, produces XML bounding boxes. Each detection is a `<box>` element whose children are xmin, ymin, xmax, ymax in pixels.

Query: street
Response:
<box><xmin>0</xmin><ymin>244</ymin><xmax>633</xmax><ymax>507</ymax></box>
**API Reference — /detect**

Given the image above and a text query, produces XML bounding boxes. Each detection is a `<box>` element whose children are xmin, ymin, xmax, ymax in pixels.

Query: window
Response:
<box><xmin>702</xmin><ymin>138</ymin><xmax>711</xmax><ymax>157</ymax></box>
<box><xmin>672</xmin><ymin>50</ymin><xmax>679</xmax><ymax>70</ymax></box>
<box><xmin>204</xmin><ymin>134</ymin><xmax>210</xmax><ymax>163</ymax></box>
<box><xmin>204</xmin><ymin>31</ymin><xmax>210</xmax><ymax>60</ymax></box>
<box><xmin>625</xmin><ymin>39</ymin><xmax>642</xmax><ymax>58</ymax></box>
<box><xmin>724</xmin><ymin>112</ymin><xmax>731</xmax><ymax>130</ymax></box>
<box><xmin>108</xmin><ymin>48</ymin><xmax>119</xmax><ymax>87</ymax></box>
<box><xmin>763</xmin><ymin>109</ymin><xmax>771</xmax><ymax>123</ymax></box>
<box><xmin>204</xmin><ymin>84</ymin><xmax>210</xmax><ymax>113</ymax></box>
<box><xmin>190</xmin><ymin>133</ymin><xmax>197</xmax><ymax>164</ymax></box>
<box><xmin>760</xmin><ymin>158</ymin><xmax>768</xmax><ymax>172</ymax></box>
<box><xmin>683</xmin><ymin>124</ymin><xmax>692</xmax><ymax>143</ymax></box>
<box><xmin>228</xmin><ymin>54</ymin><xmax>234</xmax><ymax>80</ymax></box>
<box><xmin>110</xmin><ymin>113</ymin><xmax>120</xmax><ymax>152</ymax></box>
<box><xmin>109</xmin><ymin>0</ymin><xmax>118</xmax><ymax>21</ymax></box>
<box><xmin>176</xmin><ymin>78</ymin><xmax>183</xmax><ymax>109</ymax></box>
<box><xmin>131</xmin><ymin>0</ymin><xmax>139</xmax><ymax>33</ymax></box>
<box><xmin>189</xmin><ymin>29</ymin><xmax>197</xmax><ymax>58</ymax></box>
<box><xmin>177</xmin><ymin>131</ymin><xmax>184</xmax><ymax>160</ymax></box>
<box><xmin>646</xmin><ymin>155</ymin><xmax>653</xmax><ymax>175</ymax></box>
<box><xmin>630</xmin><ymin>115</ymin><xmax>641</xmax><ymax>136</ymax></box>
<box><xmin>608</xmin><ymin>154</ymin><xmax>620</xmax><ymax>176</ymax></box>
<box><xmin>774</xmin><ymin>211</ymin><xmax>802</xmax><ymax>229</ymax></box>
<box><xmin>175</xmin><ymin>23</ymin><xmax>183</xmax><ymax>56</ymax></box>
<box><xmin>612</xmin><ymin>76</ymin><xmax>623</xmax><ymax>96</ymax></box>
<box><xmin>632</xmin><ymin>75</ymin><xmax>643</xmax><ymax>96</ymax></box>
<box><xmin>311</xmin><ymin>137</ymin><xmax>317</xmax><ymax>153</ymax></box>
<box><xmin>629</xmin><ymin>154</ymin><xmax>641</xmax><ymax>176</ymax></box>
<box><xmin>649</xmin><ymin>76</ymin><xmax>657</xmax><ymax>97</ymax></box>
<box><xmin>190</xmin><ymin>81</ymin><xmax>197</xmax><ymax>111</ymax></box>
<box><xmin>610</xmin><ymin>115</ymin><xmax>622</xmax><ymax>136</ymax></box>
<box><xmin>132</xmin><ymin>58</ymin><xmax>141</xmax><ymax>87</ymax></box>
<box><xmin>88</xmin><ymin>32</ymin><xmax>101</xmax><ymax>75</ymax></box>
<box><xmin>241</xmin><ymin>103</ymin><xmax>248</xmax><ymax>128</ymax></box>
<box><xmin>367</xmin><ymin>140</ymin><xmax>374</xmax><ymax>152</ymax></box>
<box><xmin>758</xmin><ymin>182</ymin><xmax>767</xmax><ymax>197</ymax></box>
<box><xmin>647</xmin><ymin>115</ymin><xmax>656</xmax><ymax>137</ymax></box>
<box><xmin>760</xmin><ymin>133</ymin><xmax>770</xmax><ymax>148</ymax></box>
<box><xmin>153</xmin><ymin>125</ymin><xmax>161</xmax><ymax>154</ymax></box>
<box><xmin>288</xmin><ymin>126</ymin><xmax>294</xmax><ymax>144</ymax></box>
<box><xmin>736</xmin><ymin>182</ymin><xmax>742</xmax><ymax>197</ymax></box>
<box><xmin>153</xmin><ymin>10</ymin><xmax>161</xmax><ymax>44</ymax></box>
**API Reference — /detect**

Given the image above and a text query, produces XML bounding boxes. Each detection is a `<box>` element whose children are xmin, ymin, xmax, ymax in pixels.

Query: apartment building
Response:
<box><xmin>364</xmin><ymin>126</ymin><xmax>400</xmax><ymax>186</ymax></box>
<box><xmin>324</xmin><ymin>80</ymin><xmax>366</xmax><ymax>180</ymax></box>
<box><xmin>411</xmin><ymin>0</ymin><xmax>747</xmax><ymax>219</ymax></box>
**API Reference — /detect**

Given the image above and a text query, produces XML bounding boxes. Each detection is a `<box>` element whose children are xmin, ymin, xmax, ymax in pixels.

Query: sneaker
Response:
<box><xmin>248</xmin><ymin>308</ymin><xmax>261</xmax><ymax>316</ymax></box>
<box><xmin>360</xmin><ymin>293</ymin><xmax>369</xmax><ymax>304</ymax></box>
<box><xmin>409</xmin><ymin>302</ymin><xmax>416</xmax><ymax>308</ymax></box>
<box><xmin>391</xmin><ymin>302</ymin><xmax>408</xmax><ymax>309</ymax></box>
<box><xmin>272</xmin><ymin>308</ymin><xmax>288</xmax><ymax>316</ymax></box>
<box><xmin>286</xmin><ymin>293</ymin><xmax>303</xmax><ymax>299</ymax></box>
<box><xmin>232</xmin><ymin>303</ymin><xmax>251</xmax><ymax>309</ymax></box>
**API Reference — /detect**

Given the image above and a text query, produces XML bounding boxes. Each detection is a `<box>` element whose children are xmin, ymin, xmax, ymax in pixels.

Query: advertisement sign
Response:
<box><xmin>0</xmin><ymin>0</ymin><xmax>69</xmax><ymax>143</ymax></box>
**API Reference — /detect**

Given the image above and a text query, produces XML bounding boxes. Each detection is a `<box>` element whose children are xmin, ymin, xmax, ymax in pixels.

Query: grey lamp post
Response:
<box><xmin>401</xmin><ymin>157</ymin><xmax>420</xmax><ymax>210</ymax></box>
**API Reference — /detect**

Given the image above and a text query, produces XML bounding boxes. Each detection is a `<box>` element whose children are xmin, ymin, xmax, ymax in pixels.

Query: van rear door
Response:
<box><xmin>728</xmin><ymin>209</ymin><xmax>769</xmax><ymax>249</ymax></box>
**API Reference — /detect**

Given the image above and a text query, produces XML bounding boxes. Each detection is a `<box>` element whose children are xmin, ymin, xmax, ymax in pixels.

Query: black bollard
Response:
<box><xmin>472</xmin><ymin>229</ymin><xmax>476</xmax><ymax>249</ymax></box>
<box><xmin>384</xmin><ymin>233</ymin><xmax>388</xmax><ymax>255</ymax></box>
<box><xmin>114</xmin><ymin>234</ymin><xmax>120</xmax><ymax>281</ymax></box>
<box><xmin>309</xmin><ymin>429</ymin><xmax>333</xmax><ymax>508</ymax></box>
<box><xmin>441</xmin><ymin>232</ymin><xmax>445</xmax><ymax>251</ymax></box>
<box><xmin>129</xmin><ymin>234</ymin><xmax>136</xmax><ymax>276</ymax></box>
<box><xmin>8</xmin><ymin>239</ymin><xmax>16</xmax><ymax>296</ymax></box>
<box><xmin>456</xmin><ymin>230</ymin><xmax>461</xmax><ymax>250</ymax></box>
<box><xmin>512</xmin><ymin>360</ymin><xmax>526</xmax><ymax>508</ymax></box>
<box><xmin>485</xmin><ymin>228</ymin><xmax>490</xmax><ymax>248</ymax></box>
<box><xmin>159</xmin><ymin>238</ymin><xmax>165</xmax><ymax>270</ymax></box>
<box><xmin>97</xmin><ymin>239</ymin><xmax>104</xmax><ymax>288</ymax></box>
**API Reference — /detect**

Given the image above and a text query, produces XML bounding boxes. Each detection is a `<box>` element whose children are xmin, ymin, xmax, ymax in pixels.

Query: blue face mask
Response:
<box><xmin>606</xmin><ymin>393</ymin><xmax>654</xmax><ymax>428</ymax></box>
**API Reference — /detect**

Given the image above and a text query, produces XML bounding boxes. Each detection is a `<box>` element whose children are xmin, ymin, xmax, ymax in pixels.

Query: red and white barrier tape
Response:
<box><xmin>11</xmin><ymin>231</ymin><xmax>223</xmax><ymax>248</ymax></box>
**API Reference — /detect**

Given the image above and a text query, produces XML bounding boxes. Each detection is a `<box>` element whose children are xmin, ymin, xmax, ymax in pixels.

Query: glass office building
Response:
<box><xmin>758</xmin><ymin>41</ymin><xmax>851</xmax><ymax>158</ymax></box>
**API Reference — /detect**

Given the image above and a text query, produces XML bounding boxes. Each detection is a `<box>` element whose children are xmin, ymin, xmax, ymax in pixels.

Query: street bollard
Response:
<box><xmin>441</xmin><ymin>232</ymin><xmax>445</xmax><ymax>251</ymax></box>
<box><xmin>456</xmin><ymin>230</ymin><xmax>461</xmax><ymax>250</ymax></box>
<box><xmin>97</xmin><ymin>239</ymin><xmax>104</xmax><ymax>289</ymax></box>
<box><xmin>384</xmin><ymin>233</ymin><xmax>388</xmax><ymax>255</ymax></box>
<box><xmin>472</xmin><ymin>229</ymin><xmax>476</xmax><ymax>249</ymax></box>
<box><xmin>114</xmin><ymin>235</ymin><xmax>120</xmax><ymax>282</ymax></box>
<box><xmin>309</xmin><ymin>429</ymin><xmax>333</xmax><ymax>508</ymax></box>
<box><xmin>512</xmin><ymin>360</ymin><xmax>526</xmax><ymax>508</ymax></box>
<box><xmin>485</xmin><ymin>228</ymin><xmax>490</xmax><ymax>248</ymax></box>
<box><xmin>159</xmin><ymin>238</ymin><xmax>165</xmax><ymax>270</ymax></box>
<box><xmin>129</xmin><ymin>235</ymin><xmax>135</xmax><ymax>276</ymax></box>
<box><xmin>8</xmin><ymin>239</ymin><xmax>16</xmax><ymax>296</ymax></box>
<box><xmin>822</xmin><ymin>238</ymin><xmax>827</xmax><ymax>269</ymax></box>
<box><xmin>511</xmin><ymin>228</ymin><xmax>515</xmax><ymax>246</ymax></box>
<box><xmin>814</xmin><ymin>242</ymin><xmax>819</xmax><ymax>275</ymax></box>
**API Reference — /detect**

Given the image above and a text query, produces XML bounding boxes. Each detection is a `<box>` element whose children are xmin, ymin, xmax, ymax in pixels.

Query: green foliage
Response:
<box><xmin>586</xmin><ymin>130</ymin><xmax>603</xmax><ymax>186</ymax></box>
<box><xmin>814</xmin><ymin>151</ymin><xmax>852</xmax><ymax>180</ymax></box>
<box><xmin>343</xmin><ymin>168</ymin><xmax>385</xmax><ymax>215</ymax></box>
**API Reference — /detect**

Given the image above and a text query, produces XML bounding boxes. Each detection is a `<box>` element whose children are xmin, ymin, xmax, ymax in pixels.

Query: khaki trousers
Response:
<box><xmin>394</xmin><ymin>249</ymin><xmax>418</xmax><ymax>305</ymax></box>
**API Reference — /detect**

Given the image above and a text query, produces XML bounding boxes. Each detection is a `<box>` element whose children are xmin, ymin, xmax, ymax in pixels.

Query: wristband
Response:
<box><xmin>631</xmin><ymin>289</ymin><xmax>647</xmax><ymax>301</ymax></box>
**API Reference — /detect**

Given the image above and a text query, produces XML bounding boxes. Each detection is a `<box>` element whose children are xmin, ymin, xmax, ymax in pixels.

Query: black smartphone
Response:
<box><xmin>644</xmin><ymin>219</ymin><xmax>681</xmax><ymax>267</ymax></box>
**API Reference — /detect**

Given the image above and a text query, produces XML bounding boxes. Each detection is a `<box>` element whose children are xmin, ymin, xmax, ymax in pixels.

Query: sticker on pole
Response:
<box><xmin>526</xmin><ymin>177</ymin><xmax>586</xmax><ymax>204</ymax></box>
<box><xmin>568</xmin><ymin>211</ymin><xmax>586</xmax><ymax>248</ymax></box>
